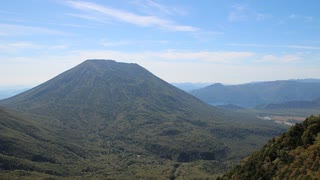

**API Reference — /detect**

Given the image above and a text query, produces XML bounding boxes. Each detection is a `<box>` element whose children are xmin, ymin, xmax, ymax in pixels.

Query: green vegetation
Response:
<box><xmin>220</xmin><ymin>114</ymin><xmax>320</xmax><ymax>179</ymax></box>
<box><xmin>245</xmin><ymin>108</ymin><xmax>320</xmax><ymax>118</ymax></box>
<box><xmin>0</xmin><ymin>60</ymin><xmax>287</xmax><ymax>179</ymax></box>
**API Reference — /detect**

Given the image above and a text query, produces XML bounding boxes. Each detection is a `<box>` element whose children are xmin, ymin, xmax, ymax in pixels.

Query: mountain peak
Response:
<box><xmin>81</xmin><ymin>59</ymin><xmax>120</xmax><ymax>66</ymax></box>
<box><xmin>85</xmin><ymin>59</ymin><xmax>116</xmax><ymax>62</ymax></box>
<box><xmin>75</xmin><ymin>59</ymin><xmax>141</xmax><ymax>74</ymax></box>
<box><xmin>81</xmin><ymin>59</ymin><xmax>137</xmax><ymax>66</ymax></box>
<box><xmin>84</xmin><ymin>59</ymin><xmax>117</xmax><ymax>63</ymax></box>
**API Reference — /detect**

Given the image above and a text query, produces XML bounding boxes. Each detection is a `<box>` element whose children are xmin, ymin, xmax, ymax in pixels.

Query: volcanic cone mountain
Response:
<box><xmin>0</xmin><ymin>60</ymin><xmax>286</xmax><ymax>179</ymax></box>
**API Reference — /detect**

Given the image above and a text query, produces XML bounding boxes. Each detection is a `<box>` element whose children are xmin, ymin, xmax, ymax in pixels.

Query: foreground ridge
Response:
<box><xmin>220</xmin><ymin>114</ymin><xmax>320</xmax><ymax>179</ymax></box>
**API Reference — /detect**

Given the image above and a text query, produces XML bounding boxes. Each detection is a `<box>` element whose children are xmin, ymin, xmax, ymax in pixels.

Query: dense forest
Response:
<box><xmin>220</xmin><ymin>114</ymin><xmax>320</xmax><ymax>179</ymax></box>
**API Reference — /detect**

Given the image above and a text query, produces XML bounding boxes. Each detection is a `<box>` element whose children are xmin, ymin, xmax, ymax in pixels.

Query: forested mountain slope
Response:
<box><xmin>221</xmin><ymin>114</ymin><xmax>320</xmax><ymax>179</ymax></box>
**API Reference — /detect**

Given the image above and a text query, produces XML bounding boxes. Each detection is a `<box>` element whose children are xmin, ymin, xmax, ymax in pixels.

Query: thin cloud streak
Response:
<box><xmin>65</xmin><ymin>0</ymin><xmax>198</xmax><ymax>32</ymax></box>
<box><xmin>100</xmin><ymin>40</ymin><xmax>131</xmax><ymax>47</ymax></box>
<box><xmin>0</xmin><ymin>41</ymin><xmax>70</xmax><ymax>53</ymax></box>
<box><xmin>289</xmin><ymin>14</ymin><xmax>313</xmax><ymax>22</ymax></box>
<box><xmin>131</xmin><ymin>0</ymin><xmax>186</xmax><ymax>16</ymax></box>
<box><xmin>0</xmin><ymin>23</ymin><xmax>69</xmax><ymax>36</ymax></box>
<box><xmin>71</xmin><ymin>49</ymin><xmax>255</xmax><ymax>64</ymax></box>
<box><xmin>228</xmin><ymin>4</ymin><xmax>272</xmax><ymax>23</ymax></box>
<box><xmin>256</xmin><ymin>54</ymin><xmax>301</xmax><ymax>63</ymax></box>
<box><xmin>228</xmin><ymin>4</ymin><xmax>248</xmax><ymax>22</ymax></box>
<box><xmin>0</xmin><ymin>42</ymin><xmax>42</xmax><ymax>52</ymax></box>
<box><xmin>229</xmin><ymin>43</ymin><xmax>320</xmax><ymax>50</ymax></box>
<box><xmin>287</xmin><ymin>45</ymin><xmax>320</xmax><ymax>50</ymax></box>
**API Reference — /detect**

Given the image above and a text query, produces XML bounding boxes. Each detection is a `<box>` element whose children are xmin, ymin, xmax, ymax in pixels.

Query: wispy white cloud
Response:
<box><xmin>192</xmin><ymin>30</ymin><xmax>224</xmax><ymax>42</ymax></box>
<box><xmin>228</xmin><ymin>11</ymin><xmax>246</xmax><ymax>22</ymax></box>
<box><xmin>7</xmin><ymin>42</ymin><xmax>40</xmax><ymax>49</ymax></box>
<box><xmin>157</xmin><ymin>50</ymin><xmax>254</xmax><ymax>63</ymax></box>
<box><xmin>228</xmin><ymin>4</ymin><xmax>248</xmax><ymax>22</ymax></box>
<box><xmin>131</xmin><ymin>0</ymin><xmax>186</xmax><ymax>16</ymax></box>
<box><xmin>48</xmin><ymin>22</ymin><xmax>95</xmax><ymax>28</ymax></box>
<box><xmin>49</xmin><ymin>45</ymin><xmax>69</xmax><ymax>50</ymax></box>
<box><xmin>99</xmin><ymin>39</ymin><xmax>170</xmax><ymax>47</ymax></box>
<box><xmin>289</xmin><ymin>14</ymin><xmax>297</xmax><ymax>19</ymax></box>
<box><xmin>256</xmin><ymin>13</ymin><xmax>272</xmax><ymax>21</ymax></box>
<box><xmin>0</xmin><ymin>42</ymin><xmax>41</xmax><ymax>52</ymax></box>
<box><xmin>229</xmin><ymin>43</ymin><xmax>320</xmax><ymax>50</ymax></box>
<box><xmin>0</xmin><ymin>32</ymin><xmax>8</xmax><ymax>36</ymax></box>
<box><xmin>0</xmin><ymin>10</ymin><xmax>20</xmax><ymax>15</ymax></box>
<box><xmin>228</xmin><ymin>4</ymin><xmax>272</xmax><ymax>22</ymax></box>
<box><xmin>100</xmin><ymin>40</ymin><xmax>131</xmax><ymax>47</ymax></box>
<box><xmin>65</xmin><ymin>0</ymin><xmax>198</xmax><ymax>32</ymax></box>
<box><xmin>289</xmin><ymin>14</ymin><xmax>313</xmax><ymax>22</ymax></box>
<box><xmin>66</xmin><ymin>13</ymin><xmax>114</xmax><ymax>24</ymax></box>
<box><xmin>287</xmin><ymin>45</ymin><xmax>320</xmax><ymax>50</ymax></box>
<box><xmin>256</xmin><ymin>54</ymin><xmax>301</xmax><ymax>63</ymax></box>
<box><xmin>229</xmin><ymin>43</ymin><xmax>269</xmax><ymax>47</ymax></box>
<box><xmin>0</xmin><ymin>41</ymin><xmax>70</xmax><ymax>53</ymax></box>
<box><xmin>140</xmin><ymin>61</ymin><xmax>319</xmax><ymax>84</ymax></box>
<box><xmin>55</xmin><ymin>49</ymin><xmax>308</xmax><ymax>66</ymax></box>
<box><xmin>0</xmin><ymin>23</ymin><xmax>69</xmax><ymax>36</ymax></box>
<box><xmin>69</xmin><ymin>49</ymin><xmax>254</xmax><ymax>64</ymax></box>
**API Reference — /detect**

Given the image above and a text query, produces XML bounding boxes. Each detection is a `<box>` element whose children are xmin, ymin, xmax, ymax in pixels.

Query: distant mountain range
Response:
<box><xmin>0</xmin><ymin>60</ymin><xmax>286</xmax><ymax>179</ymax></box>
<box><xmin>221</xmin><ymin>114</ymin><xmax>320</xmax><ymax>179</ymax></box>
<box><xmin>171</xmin><ymin>82</ymin><xmax>211</xmax><ymax>92</ymax></box>
<box><xmin>190</xmin><ymin>80</ymin><xmax>320</xmax><ymax>108</ymax></box>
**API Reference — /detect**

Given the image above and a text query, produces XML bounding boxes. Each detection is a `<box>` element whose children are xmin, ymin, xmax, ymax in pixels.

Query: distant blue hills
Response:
<box><xmin>189</xmin><ymin>79</ymin><xmax>320</xmax><ymax>108</ymax></box>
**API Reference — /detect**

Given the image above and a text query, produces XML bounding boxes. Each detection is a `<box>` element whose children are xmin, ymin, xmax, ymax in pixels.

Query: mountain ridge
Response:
<box><xmin>191</xmin><ymin>80</ymin><xmax>320</xmax><ymax>107</ymax></box>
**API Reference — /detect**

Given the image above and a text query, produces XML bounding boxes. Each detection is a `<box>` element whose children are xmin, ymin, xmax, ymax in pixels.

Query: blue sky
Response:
<box><xmin>1</xmin><ymin>0</ymin><xmax>320</xmax><ymax>86</ymax></box>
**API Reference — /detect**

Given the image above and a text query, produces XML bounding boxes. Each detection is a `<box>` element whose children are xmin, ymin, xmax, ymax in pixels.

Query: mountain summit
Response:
<box><xmin>0</xmin><ymin>60</ymin><xmax>286</xmax><ymax>179</ymax></box>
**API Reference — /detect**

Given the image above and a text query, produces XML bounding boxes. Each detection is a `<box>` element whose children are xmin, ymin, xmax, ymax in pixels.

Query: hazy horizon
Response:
<box><xmin>1</xmin><ymin>0</ymin><xmax>320</xmax><ymax>86</ymax></box>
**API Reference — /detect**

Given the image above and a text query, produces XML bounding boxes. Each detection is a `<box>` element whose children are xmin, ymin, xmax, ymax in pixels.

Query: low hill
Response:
<box><xmin>0</xmin><ymin>60</ymin><xmax>286</xmax><ymax>179</ymax></box>
<box><xmin>190</xmin><ymin>80</ymin><xmax>320</xmax><ymax>108</ymax></box>
<box><xmin>220</xmin><ymin>114</ymin><xmax>320</xmax><ymax>179</ymax></box>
